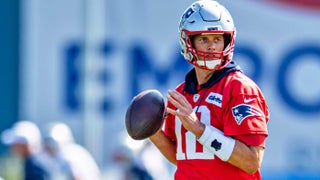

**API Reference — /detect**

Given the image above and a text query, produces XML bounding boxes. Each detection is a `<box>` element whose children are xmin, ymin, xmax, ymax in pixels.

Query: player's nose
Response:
<box><xmin>207</xmin><ymin>42</ymin><xmax>217</xmax><ymax>52</ymax></box>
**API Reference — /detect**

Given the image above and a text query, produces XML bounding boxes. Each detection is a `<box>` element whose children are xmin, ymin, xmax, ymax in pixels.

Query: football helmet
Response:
<box><xmin>179</xmin><ymin>0</ymin><xmax>236</xmax><ymax>71</ymax></box>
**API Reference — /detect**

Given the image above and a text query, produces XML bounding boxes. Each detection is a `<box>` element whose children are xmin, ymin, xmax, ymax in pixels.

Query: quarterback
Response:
<box><xmin>149</xmin><ymin>0</ymin><xmax>269</xmax><ymax>179</ymax></box>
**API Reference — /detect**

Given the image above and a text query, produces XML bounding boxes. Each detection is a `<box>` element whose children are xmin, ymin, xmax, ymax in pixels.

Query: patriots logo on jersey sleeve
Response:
<box><xmin>232</xmin><ymin>104</ymin><xmax>263</xmax><ymax>125</ymax></box>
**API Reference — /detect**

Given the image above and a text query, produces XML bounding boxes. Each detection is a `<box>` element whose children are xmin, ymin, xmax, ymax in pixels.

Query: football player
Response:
<box><xmin>149</xmin><ymin>0</ymin><xmax>269</xmax><ymax>179</ymax></box>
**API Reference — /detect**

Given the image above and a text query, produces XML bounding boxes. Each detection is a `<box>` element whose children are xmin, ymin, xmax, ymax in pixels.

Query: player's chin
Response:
<box><xmin>195</xmin><ymin>64</ymin><xmax>219</xmax><ymax>72</ymax></box>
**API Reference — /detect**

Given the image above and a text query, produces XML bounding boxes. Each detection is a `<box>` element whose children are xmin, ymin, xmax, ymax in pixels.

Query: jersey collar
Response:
<box><xmin>184</xmin><ymin>61</ymin><xmax>242</xmax><ymax>94</ymax></box>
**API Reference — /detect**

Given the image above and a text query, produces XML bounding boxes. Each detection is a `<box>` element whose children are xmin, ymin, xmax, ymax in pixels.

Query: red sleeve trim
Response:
<box><xmin>234</xmin><ymin>134</ymin><xmax>267</xmax><ymax>147</ymax></box>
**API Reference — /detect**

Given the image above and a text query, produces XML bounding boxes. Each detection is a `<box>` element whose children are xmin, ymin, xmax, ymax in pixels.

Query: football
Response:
<box><xmin>125</xmin><ymin>89</ymin><xmax>165</xmax><ymax>140</ymax></box>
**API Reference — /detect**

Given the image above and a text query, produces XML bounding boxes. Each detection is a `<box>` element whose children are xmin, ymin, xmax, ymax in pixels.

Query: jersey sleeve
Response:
<box><xmin>222</xmin><ymin>73</ymin><xmax>269</xmax><ymax>145</ymax></box>
<box><xmin>236</xmin><ymin>134</ymin><xmax>268</xmax><ymax>147</ymax></box>
<box><xmin>163</xmin><ymin>105</ymin><xmax>176</xmax><ymax>141</ymax></box>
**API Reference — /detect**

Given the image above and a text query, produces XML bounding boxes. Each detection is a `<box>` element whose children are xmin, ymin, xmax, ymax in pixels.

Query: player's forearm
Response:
<box><xmin>149</xmin><ymin>130</ymin><xmax>177</xmax><ymax>165</ymax></box>
<box><xmin>227</xmin><ymin>140</ymin><xmax>264</xmax><ymax>174</ymax></box>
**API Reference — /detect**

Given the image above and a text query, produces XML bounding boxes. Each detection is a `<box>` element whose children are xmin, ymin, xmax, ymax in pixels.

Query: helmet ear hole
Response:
<box><xmin>189</xmin><ymin>35</ymin><xmax>196</xmax><ymax>48</ymax></box>
<box><xmin>223</xmin><ymin>34</ymin><xmax>231</xmax><ymax>49</ymax></box>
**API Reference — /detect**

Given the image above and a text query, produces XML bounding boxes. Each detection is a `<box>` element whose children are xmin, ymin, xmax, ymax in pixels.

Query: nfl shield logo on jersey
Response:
<box><xmin>231</xmin><ymin>104</ymin><xmax>263</xmax><ymax>125</ymax></box>
<box><xmin>193</xmin><ymin>94</ymin><xmax>200</xmax><ymax>102</ymax></box>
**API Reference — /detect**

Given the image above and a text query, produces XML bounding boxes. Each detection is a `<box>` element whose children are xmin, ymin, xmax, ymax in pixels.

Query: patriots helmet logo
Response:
<box><xmin>232</xmin><ymin>104</ymin><xmax>263</xmax><ymax>125</ymax></box>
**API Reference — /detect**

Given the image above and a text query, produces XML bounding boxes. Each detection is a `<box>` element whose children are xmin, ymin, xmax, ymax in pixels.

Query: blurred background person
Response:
<box><xmin>1</xmin><ymin>121</ymin><xmax>49</xmax><ymax>180</ymax></box>
<box><xmin>110</xmin><ymin>144</ymin><xmax>153</xmax><ymax>180</ymax></box>
<box><xmin>103</xmin><ymin>133</ymin><xmax>154</xmax><ymax>180</ymax></box>
<box><xmin>113</xmin><ymin>133</ymin><xmax>174</xmax><ymax>180</ymax></box>
<box><xmin>42</xmin><ymin>122</ymin><xmax>102</xmax><ymax>180</ymax></box>
<box><xmin>41</xmin><ymin>130</ymin><xmax>75</xmax><ymax>180</ymax></box>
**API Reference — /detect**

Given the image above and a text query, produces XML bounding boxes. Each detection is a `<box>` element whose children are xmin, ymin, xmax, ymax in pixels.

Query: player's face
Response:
<box><xmin>190</xmin><ymin>33</ymin><xmax>226</xmax><ymax>71</ymax></box>
<box><xmin>192</xmin><ymin>34</ymin><xmax>225</xmax><ymax>60</ymax></box>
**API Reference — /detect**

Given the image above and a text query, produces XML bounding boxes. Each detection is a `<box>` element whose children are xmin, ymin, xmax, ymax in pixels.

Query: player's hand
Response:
<box><xmin>166</xmin><ymin>90</ymin><xmax>205</xmax><ymax>138</ymax></box>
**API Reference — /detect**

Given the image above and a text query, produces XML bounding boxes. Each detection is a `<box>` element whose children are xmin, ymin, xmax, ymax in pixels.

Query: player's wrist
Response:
<box><xmin>149</xmin><ymin>128</ymin><xmax>163</xmax><ymax>140</ymax></box>
<box><xmin>193</xmin><ymin>122</ymin><xmax>206</xmax><ymax>139</ymax></box>
<box><xmin>197</xmin><ymin>125</ymin><xmax>235</xmax><ymax>161</ymax></box>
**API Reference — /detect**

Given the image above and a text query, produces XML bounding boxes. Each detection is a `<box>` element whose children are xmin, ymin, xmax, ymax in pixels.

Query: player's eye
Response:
<box><xmin>214</xmin><ymin>37</ymin><xmax>223</xmax><ymax>43</ymax></box>
<box><xmin>198</xmin><ymin>37</ymin><xmax>209</xmax><ymax>44</ymax></box>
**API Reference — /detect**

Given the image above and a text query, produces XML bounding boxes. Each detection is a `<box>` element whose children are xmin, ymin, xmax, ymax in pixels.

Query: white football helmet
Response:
<box><xmin>179</xmin><ymin>0</ymin><xmax>236</xmax><ymax>71</ymax></box>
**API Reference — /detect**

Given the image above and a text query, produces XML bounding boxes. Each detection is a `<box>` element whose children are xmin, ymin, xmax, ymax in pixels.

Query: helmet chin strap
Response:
<box><xmin>196</xmin><ymin>59</ymin><xmax>221</xmax><ymax>70</ymax></box>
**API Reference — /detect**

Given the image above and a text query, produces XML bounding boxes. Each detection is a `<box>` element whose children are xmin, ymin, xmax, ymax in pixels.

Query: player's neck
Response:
<box><xmin>195</xmin><ymin>67</ymin><xmax>215</xmax><ymax>85</ymax></box>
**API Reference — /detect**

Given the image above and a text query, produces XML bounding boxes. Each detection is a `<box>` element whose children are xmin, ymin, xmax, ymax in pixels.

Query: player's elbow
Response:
<box><xmin>243</xmin><ymin>145</ymin><xmax>265</xmax><ymax>174</ymax></box>
<box><xmin>244</xmin><ymin>161</ymin><xmax>260</xmax><ymax>174</ymax></box>
<box><xmin>243</xmin><ymin>154</ymin><xmax>263</xmax><ymax>174</ymax></box>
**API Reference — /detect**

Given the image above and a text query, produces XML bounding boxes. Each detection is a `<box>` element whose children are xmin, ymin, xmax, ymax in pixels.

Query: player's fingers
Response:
<box><xmin>168</xmin><ymin>90</ymin><xmax>186</xmax><ymax>102</ymax></box>
<box><xmin>167</xmin><ymin>94</ymin><xmax>191</xmax><ymax>115</ymax></box>
<box><xmin>168</xmin><ymin>90</ymin><xmax>190</xmax><ymax>107</ymax></box>
<box><xmin>166</xmin><ymin>94</ymin><xmax>183</xmax><ymax>111</ymax></box>
<box><xmin>167</xmin><ymin>107</ymin><xmax>199</xmax><ymax>132</ymax></box>
<box><xmin>166</xmin><ymin>107</ymin><xmax>178</xmax><ymax>115</ymax></box>
<box><xmin>167</xmin><ymin>108</ymin><xmax>187</xmax><ymax>120</ymax></box>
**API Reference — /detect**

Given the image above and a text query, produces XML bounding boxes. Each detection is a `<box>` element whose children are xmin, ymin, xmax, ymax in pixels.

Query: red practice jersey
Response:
<box><xmin>164</xmin><ymin>65</ymin><xmax>269</xmax><ymax>180</ymax></box>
